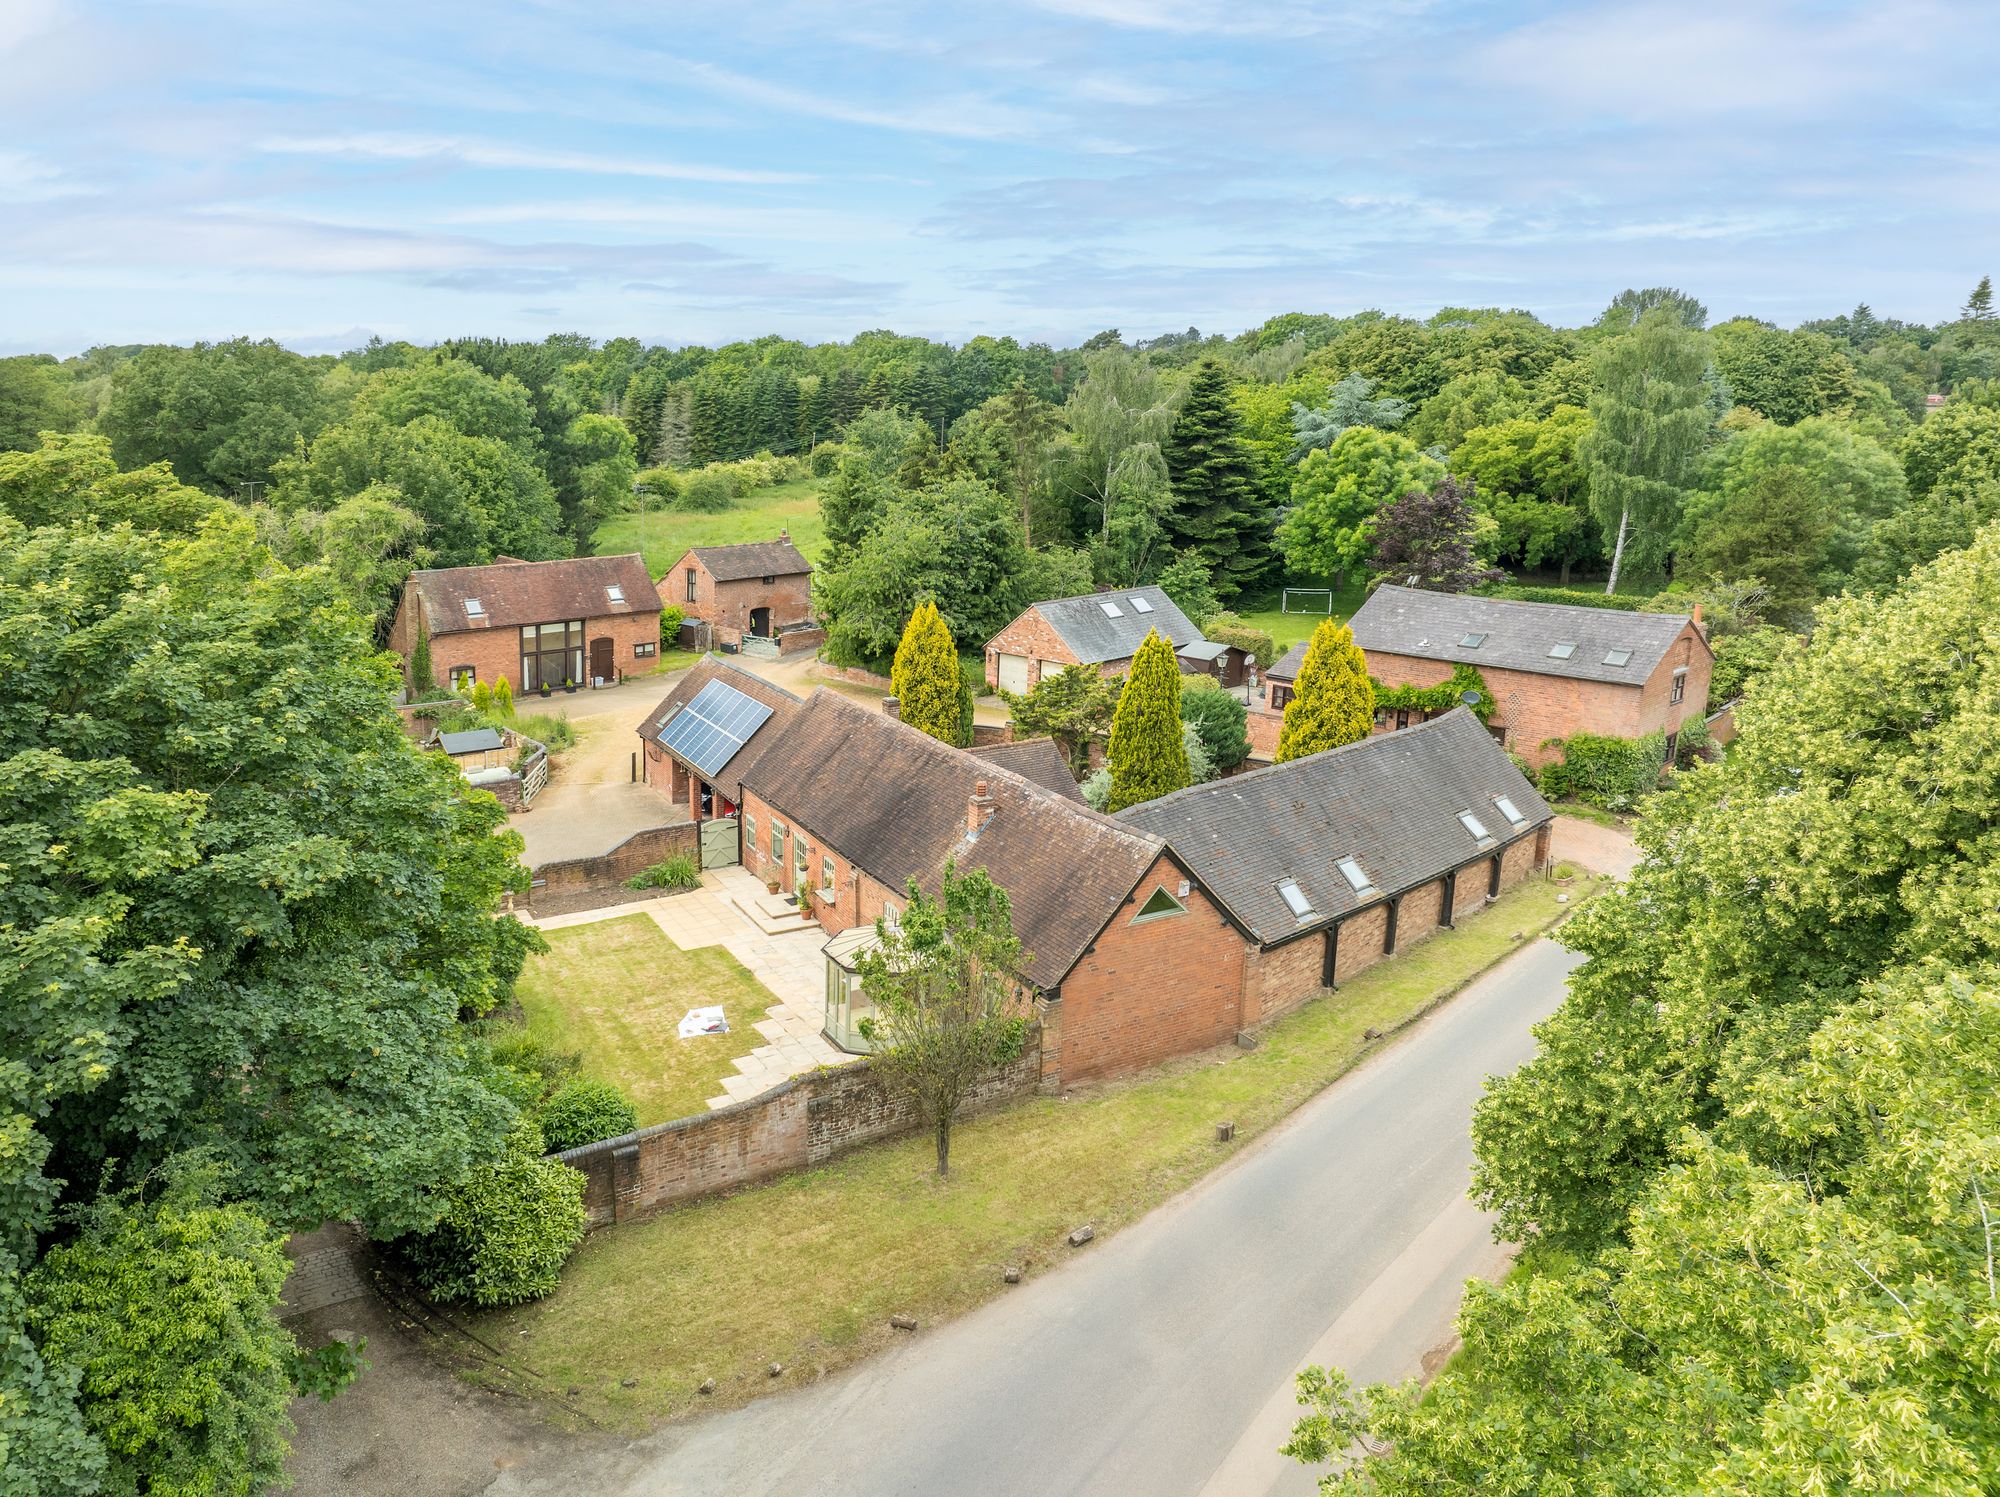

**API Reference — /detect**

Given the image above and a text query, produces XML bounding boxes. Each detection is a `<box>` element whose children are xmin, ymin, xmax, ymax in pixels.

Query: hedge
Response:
<box><xmin>1482</xmin><ymin>584</ymin><xmax>1654</xmax><ymax>611</ymax></box>
<box><xmin>1536</xmin><ymin>730</ymin><xmax>1666</xmax><ymax>811</ymax></box>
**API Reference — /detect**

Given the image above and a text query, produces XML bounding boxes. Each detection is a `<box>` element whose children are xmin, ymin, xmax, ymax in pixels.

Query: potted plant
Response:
<box><xmin>766</xmin><ymin>877</ymin><xmax>781</xmax><ymax>894</ymax></box>
<box><xmin>538</xmin><ymin>680</ymin><xmax>552</xmax><ymax>698</ymax></box>
<box><xmin>563</xmin><ymin>677</ymin><xmax>577</xmax><ymax>695</ymax></box>
<box><xmin>1550</xmin><ymin>860</ymin><xmax>1578</xmax><ymax>885</ymax></box>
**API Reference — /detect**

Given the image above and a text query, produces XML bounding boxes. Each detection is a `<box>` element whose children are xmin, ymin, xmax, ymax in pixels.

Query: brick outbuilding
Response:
<box><xmin>387</xmin><ymin>554</ymin><xmax>663</xmax><ymax>696</ymax></box>
<box><xmin>1246</xmin><ymin>586</ymin><xmax>1716</xmax><ymax>769</ymax></box>
<box><xmin>636</xmin><ymin>656</ymin><xmax>803</xmax><ymax>823</ymax></box>
<box><xmin>666</xmin><ymin>534</ymin><xmax>816</xmax><ymax>653</ymax></box>
<box><xmin>1121</xmin><ymin>709</ymin><xmax>1553</xmax><ymax>1025</ymax></box>
<box><xmin>984</xmin><ymin>585</ymin><xmax>1250</xmax><ymax>693</ymax></box>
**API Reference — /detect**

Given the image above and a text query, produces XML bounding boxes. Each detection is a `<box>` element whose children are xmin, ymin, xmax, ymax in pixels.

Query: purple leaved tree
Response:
<box><xmin>1368</xmin><ymin>476</ymin><xmax>1503</xmax><ymax>593</ymax></box>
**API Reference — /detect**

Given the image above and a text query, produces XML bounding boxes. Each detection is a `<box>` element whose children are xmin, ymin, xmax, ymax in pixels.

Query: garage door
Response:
<box><xmin>996</xmin><ymin>653</ymin><xmax>1030</xmax><ymax>693</ymax></box>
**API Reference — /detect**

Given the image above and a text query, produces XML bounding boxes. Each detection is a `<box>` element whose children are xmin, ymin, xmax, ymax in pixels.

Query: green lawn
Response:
<box><xmin>593</xmin><ymin>478</ymin><xmax>827</xmax><ymax>574</ymax></box>
<box><xmin>510</xmin><ymin>914</ymin><xmax>777</xmax><ymax>1126</ymax></box>
<box><xmin>1230</xmin><ymin>579</ymin><xmax>1372</xmax><ymax>651</ymax></box>
<box><xmin>465</xmin><ymin>875</ymin><xmax>1599</xmax><ymax>1428</ymax></box>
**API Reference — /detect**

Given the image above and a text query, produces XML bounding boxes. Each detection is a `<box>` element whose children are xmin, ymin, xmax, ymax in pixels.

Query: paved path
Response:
<box><xmin>1549</xmin><ymin>813</ymin><xmax>1640</xmax><ymax>880</ymax></box>
<box><xmin>487</xmin><ymin>934</ymin><xmax>1584</xmax><ymax>1497</ymax></box>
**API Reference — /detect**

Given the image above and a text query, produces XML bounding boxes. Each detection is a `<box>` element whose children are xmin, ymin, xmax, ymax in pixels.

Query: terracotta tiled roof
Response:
<box><xmin>1120</xmin><ymin>710</ymin><xmax>1550</xmax><ymax>946</ymax></box>
<box><xmin>740</xmin><ymin>691</ymin><xmax>1166</xmax><ymax>988</ymax></box>
<box><xmin>637</xmin><ymin>657</ymin><xmax>803</xmax><ymax>784</ymax></box>
<box><xmin>685</xmin><ymin>537</ymin><xmax>811</xmax><ymax>582</ymax></box>
<box><xmin>970</xmin><ymin>738</ymin><xmax>1083</xmax><ymax>802</ymax></box>
<box><xmin>413</xmin><ymin>554</ymin><xmax>661</xmax><ymax>634</ymax></box>
<box><xmin>1349</xmin><ymin>585</ymin><xmax>1700</xmax><ymax>685</ymax></box>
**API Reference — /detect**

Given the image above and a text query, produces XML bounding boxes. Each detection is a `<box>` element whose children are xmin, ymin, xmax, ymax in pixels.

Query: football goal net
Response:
<box><xmin>1281</xmin><ymin>587</ymin><xmax>1335</xmax><ymax>614</ymax></box>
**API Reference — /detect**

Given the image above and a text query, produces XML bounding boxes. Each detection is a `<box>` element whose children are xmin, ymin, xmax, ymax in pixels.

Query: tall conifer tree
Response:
<box><xmin>1276</xmin><ymin>619</ymin><xmax>1373</xmax><ymax>762</ymax></box>
<box><xmin>890</xmin><ymin>600</ymin><xmax>962</xmax><ymax>744</ymax></box>
<box><xmin>1163</xmin><ymin>360</ymin><xmax>1274</xmax><ymax>597</ymax></box>
<box><xmin>1106</xmin><ymin>630</ymin><xmax>1189</xmax><ymax>811</ymax></box>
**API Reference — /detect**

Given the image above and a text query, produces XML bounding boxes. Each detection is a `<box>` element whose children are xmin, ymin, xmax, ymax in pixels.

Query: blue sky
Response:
<box><xmin>4</xmin><ymin>0</ymin><xmax>1996</xmax><ymax>354</ymax></box>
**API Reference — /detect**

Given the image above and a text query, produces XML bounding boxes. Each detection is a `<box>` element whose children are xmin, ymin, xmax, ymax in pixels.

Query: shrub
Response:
<box><xmin>492</xmin><ymin>675</ymin><xmax>513</xmax><ymax>713</ymax></box>
<box><xmin>481</xmin><ymin>1031</ymin><xmax>581</xmax><ymax>1108</ymax></box>
<box><xmin>626</xmin><ymin>853</ymin><xmax>700</xmax><ymax>892</ymax></box>
<box><xmin>401</xmin><ymin>1124</ymin><xmax>586</xmax><ymax>1307</ymax></box>
<box><xmin>675</xmin><ymin>469</ymin><xmax>738</xmax><ymax>511</ymax></box>
<box><xmin>535</xmin><ymin>1078</ymin><xmax>639</xmax><ymax>1152</ymax></box>
<box><xmin>658</xmin><ymin>604</ymin><xmax>685</xmax><ymax>649</ymax></box>
<box><xmin>1536</xmin><ymin>730</ymin><xmax>1666</xmax><ymax>810</ymax></box>
<box><xmin>1483</xmin><ymin>583</ymin><xmax>1653</xmax><ymax>611</ymax></box>
<box><xmin>810</xmin><ymin>441</ymin><xmax>845</xmax><ymax>477</ymax></box>
<box><xmin>1206</xmin><ymin>612</ymin><xmax>1278</xmax><ymax>669</ymax></box>
<box><xmin>471</xmin><ymin>679</ymin><xmax>492</xmax><ymax>711</ymax></box>
<box><xmin>1180</xmin><ymin>677</ymin><xmax>1250</xmax><ymax>771</ymax></box>
<box><xmin>1080</xmin><ymin>767</ymin><xmax>1112</xmax><ymax>811</ymax></box>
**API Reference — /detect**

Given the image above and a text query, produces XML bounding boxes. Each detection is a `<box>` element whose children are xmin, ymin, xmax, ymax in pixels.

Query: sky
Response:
<box><xmin>3</xmin><ymin>0</ymin><xmax>1997</xmax><ymax>355</ymax></box>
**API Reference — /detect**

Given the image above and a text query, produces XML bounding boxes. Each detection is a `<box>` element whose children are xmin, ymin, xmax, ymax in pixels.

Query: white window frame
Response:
<box><xmin>1277</xmin><ymin>878</ymin><xmax>1314</xmax><ymax>919</ymax></box>
<box><xmin>1458</xmin><ymin>809</ymin><xmax>1492</xmax><ymax>840</ymax></box>
<box><xmin>463</xmin><ymin>597</ymin><xmax>484</xmax><ymax>618</ymax></box>
<box><xmin>1671</xmin><ymin>668</ymin><xmax>1688</xmax><ymax>704</ymax></box>
<box><xmin>1494</xmin><ymin>795</ymin><xmax>1527</xmax><ymax>827</ymax></box>
<box><xmin>1335</xmin><ymin>857</ymin><xmax>1374</xmax><ymax>894</ymax></box>
<box><xmin>1547</xmin><ymin>641</ymin><xmax>1576</xmax><ymax>660</ymax></box>
<box><xmin>1100</xmin><ymin>600</ymin><xmax>1124</xmax><ymax>617</ymax></box>
<box><xmin>1130</xmin><ymin>595</ymin><xmax>1154</xmax><ymax>613</ymax></box>
<box><xmin>606</xmin><ymin>584</ymin><xmax>625</xmax><ymax>604</ymax></box>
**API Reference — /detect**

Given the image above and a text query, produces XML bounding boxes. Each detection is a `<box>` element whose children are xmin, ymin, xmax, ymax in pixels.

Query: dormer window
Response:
<box><xmin>1494</xmin><ymin>795</ymin><xmax>1526</xmax><ymax>828</ymax></box>
<box><xmin>1335</xmin><ymin>857</ymin><xmax>1374</xmax><ymax>894</ymax></box>
<box><xmin>1277</xmin><ymin>878</ymin><xmax>1314</xmax><ymax>919</ymax></box>
<box><xmin>1547</xmin><ymin>642</ymin><xmax>1575</xmax><ymax>660</ymax></box>
<box><xmin>1458</xmin><ymin>810</ymin><xmax>1492</xmax><ymax>841</ymax></box>
<box><xmin>1130</xmin><ymin>595</ymin><xmax>1154</xmax><ymax>613</ymax></box>
<box><xmin>1460</xmin><ymin>632</ymin><xmax>1487</xmax><ymax>648</ymax></box>
<box><xmin>605</xmin><ymin>584</ymin><xmax>625</xmax><ymax>604</ymax></box>
<box><xmin>1603</xmin><ymin>648</ymin><xmax>1632</xmax><ymax>667</ymax></box>
<box><xmin>463</xmin><ymin>598</ymin><xmax>484</xmax><ymax>618</ymax></box>
<box><xmin>1100</xmin><ymin>600</ymin><xmax>1124</xmax><ymax>618</ymax></box>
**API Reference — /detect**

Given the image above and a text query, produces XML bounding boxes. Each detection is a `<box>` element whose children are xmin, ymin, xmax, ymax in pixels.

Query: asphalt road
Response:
<box><xmin>488</xmin><ymin>933</ymin><xmax>1583</xmax><ymax>1497</ymax></box>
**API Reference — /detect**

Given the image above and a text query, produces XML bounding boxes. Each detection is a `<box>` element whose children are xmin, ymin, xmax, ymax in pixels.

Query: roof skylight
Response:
<box><xmin>1495</xmin><ymin>795</ymin><xmax>1526</xmax><ymax>827</ymax></box>
<box><xmin>1277</xmin><ymin>878</ymin><xmax>1314</xmax><ymax>919</ymax></box>
<box><xmin>1458</xmin><ymin>810</ymin><xmax>1492</xmax><ymax>840</ymax></box>
<box><xmin>1602</xmin><ymin>648</ymin><xmax>1632</xmax><ymax>667</ymax></box>
<box><xmin>1548</xmin><ymin>642</ymin><xmax>1576</xmax><ymax>659</ymax></box>
<box><xmin>1131</xmin><ymin>595</ymin><xmax>1154</xmax><ymax>612</ymax></box>
<box><xmin>1100</xmin><ymin>600</ymin><xmax>1124</xmax><ymax>618</ymax></box>
<box><xmin>606</xmin><ymin>584</ymin><xmax>625</xmax><ymax>604</ymax></box>
<box><xmin>1460</xmin><ymin>632</ymin><xmax>1487</xmax><ymax>648</ymax></box>
<box><xmin>1335</xmin><ymin>857</ymin><xmax>1374</xmax><ymax>894</ymax></box>
<box><xmin>463</xmin><ymin>597</ymin><xmax>484</xmax><ymax>617</ymax></box>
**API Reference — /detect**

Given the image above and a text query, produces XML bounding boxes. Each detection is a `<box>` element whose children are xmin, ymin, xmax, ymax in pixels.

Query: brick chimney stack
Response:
<box><xmin>883</xmin><ymin>696</ymin><xmax>900</xmax><ymax>720</ymax></box>
<box><xmin>968</xmin><ymin>779</ymin><xmax>995</xmax><ymax>837</ymax></box>
<box><xmin>779</xmin><ymin>528</ymin><xmax>790</xmax><ymax>541</ymax></box>
<box><xmin>1692</xmin><ymin>603</ymin><xmax>1706</xmax><ymax>636</ymax></box>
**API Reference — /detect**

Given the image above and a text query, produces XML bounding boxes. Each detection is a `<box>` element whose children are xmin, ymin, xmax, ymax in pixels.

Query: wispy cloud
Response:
<box><xmin>255</xmin><ymin>132</ymin><xmax>810</xmax><ymax>185</ymax></box>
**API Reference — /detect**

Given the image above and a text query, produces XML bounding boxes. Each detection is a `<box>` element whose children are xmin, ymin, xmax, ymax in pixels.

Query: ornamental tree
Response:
<box><xmin>1276</xmin><ymin>619</ymin><xmax>1372</xmax><ymax>762</ymax></box>
<box><xmin>854</xmin><ymin>863</ymin><xmax>1029</xmax><ymax>1178</ymax></box>
<box><xmin>1002</xmin><ymin>663</ymin><xmax>1119</xmax><ymax>776</ymax></box>
<box><xmin>1278</xmin><ymin>427</ymin><xmax>1443</xmax><ymax>583</ymax></box>
<box><xmin>1106</xmin><ymin>630</ymin><xmax>1190</xmax><ymax>811</ymax></box>
<box><xmin>1163</xmin><ymin>359</ymin><xmax>1276</xmax><ymax>596</ymax></box>
<box><xmin>1366</xmin><ymin>475</ymin><xmax>1503</xmax><ymax>593</ymax></box>
<box><xmin>890</xmin><ymin>599</ymin><xmax>963</xmax><ymax>744</ymax></box>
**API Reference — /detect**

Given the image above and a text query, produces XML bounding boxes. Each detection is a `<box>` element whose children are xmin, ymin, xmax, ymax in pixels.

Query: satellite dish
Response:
<box><xmin>1460</xmin><ymin>689</ymin><xmax>1481</xmax><ymax>707</ymax></box>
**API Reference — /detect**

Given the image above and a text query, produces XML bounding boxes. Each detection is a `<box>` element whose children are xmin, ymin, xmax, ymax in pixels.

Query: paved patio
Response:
<box><xmin>528</xmin><ymin>865</ymin><xmax>847</xmax><ymax>1110</ymax></box>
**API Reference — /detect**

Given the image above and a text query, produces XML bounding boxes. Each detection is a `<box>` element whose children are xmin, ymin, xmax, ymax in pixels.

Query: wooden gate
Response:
<box><xmin>700</xmin><ymin>815</ymin><xmax>740</xmax><ymax>868</ymax></box>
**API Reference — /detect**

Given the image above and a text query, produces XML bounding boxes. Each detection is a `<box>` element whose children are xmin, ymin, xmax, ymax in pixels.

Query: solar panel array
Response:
<box><xmin>656</xmin><ymin>679</ymin><xmax>774</xmax><ymax>779</ymax></box>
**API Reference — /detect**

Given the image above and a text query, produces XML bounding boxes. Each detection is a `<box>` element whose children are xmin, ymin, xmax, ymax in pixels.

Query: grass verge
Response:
<box><xmin>464</xmin><ymin>875</ymin><xmax>1600</xmax><ymax>1429</ymax></box>
<box><xmin>595</xmin><ymin>477</ymin><xmax>825</xmax><ymax>575</ymax></box>
<box><xmin>509</xmin><ymin>914</ymin><xmax>776</xmax><ymax>1125</ymax></box>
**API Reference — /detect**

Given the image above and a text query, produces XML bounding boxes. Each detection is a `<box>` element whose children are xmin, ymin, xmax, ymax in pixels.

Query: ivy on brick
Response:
<box><xmin>1370</xmin><ymin>663</ymin><xmax>1495</xmax><ymax>724</ymax></box>
<box><xmin>1536</xmin><ymin>729</ymin><xmax>1667</xmax><ymax>810</ymax></box>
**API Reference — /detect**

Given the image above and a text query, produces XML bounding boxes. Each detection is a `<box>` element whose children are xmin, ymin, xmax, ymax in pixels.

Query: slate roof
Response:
<box><xmin>413</xmin><ymin>554</ymin><xmax>661</xmax><ymax>635</ymax></box>
<box><xmin>1268</xmin><ymin>641</ymin><xmax>1308</xmax><ymax>682</ymax></box>
<box><xmin>740</xmin><ymin>691</ymin><xmax>1167</xmax><ymax>988</ymax></box>
<box><xmin>1003</xmin><ymin>585</ymin><xmax>1204</xmax><ymax>665</ymax></box>
<box><xmin>685</xmin><ymin>536</ymin><xmax>811</xmax><ymax>582</ymax></box>
<box><xmin>970</xmin><ymin>738</ymin><xmax>1083</xmax><ymax>802</ymax></box>
<box><xmin>637</xmin><ymin>656</ymin><xmax>803</xmax><ymax>785</ymax></box>
<box><xmin>436</xmin><ymin>727</ymin><xmax>505</xmax><ymax>755</ymax></box>
<box><xmin>1119</xmin><ymin>710</ymin><xmax>1550</xmax><ymax>947</ymax></box>
<box><xmin>1348</xmin><ymin>585</ymin><xmax>1699</xmax><ymax>686</ymax></box>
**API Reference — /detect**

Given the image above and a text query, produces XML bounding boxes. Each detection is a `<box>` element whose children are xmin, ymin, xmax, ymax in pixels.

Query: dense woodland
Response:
<box><xmin>5</xmin><ymin>284</ymin><xmax>2000</xmax><ymax>1492</ymax></box>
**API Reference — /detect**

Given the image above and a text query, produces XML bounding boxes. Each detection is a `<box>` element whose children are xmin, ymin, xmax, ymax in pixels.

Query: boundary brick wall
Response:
<box><xmin>524</xmin><ymin>821</ymin><xmax>697</xmax><ymax>907</ymax></box>
<box><xmin>556</xmin><ymin>1029</ymin><xmax>1042</xmax><ymax>1227</ymax></box>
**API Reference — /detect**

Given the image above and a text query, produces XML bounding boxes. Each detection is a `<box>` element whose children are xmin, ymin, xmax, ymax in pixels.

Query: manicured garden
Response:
<box><xmin>507</xmin><ymin>914</ymin><xmax>777</xmax><ymax>1127</ymax></box>
<box><xmin>593</xmin><ymin>476</ymin><xmax>826</xmax><ymax>576</ymax></box>
<box><xmin>462</xmin><ymin>875</ymin><xmax>1599</xmax><ymax>1429</ymax></box>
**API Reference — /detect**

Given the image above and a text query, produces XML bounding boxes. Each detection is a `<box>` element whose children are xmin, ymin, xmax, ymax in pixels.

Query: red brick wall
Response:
<box><xmin>984</xmin><ymin>607</ymin><xmax>1083</xmax><ymax>690</ymax></box>
<box><xmin>388</xmin><ymin>578</ymin><xmax>662</xmax><ymax>693</ymax></box>
<box><xmin>1243</xmin><ymin>934</ymin><xmax>1325</xmax><ymax>1024</ymax></box>
<box><xmin>1364</xmin><ymin>624</ymin><xmax>1714</xmax><ymax>769</ymax></box>
<box><xmin>525</xmin><ymin>821</ymin><xmax>697</xmax><ymax>896</ymax></box>
<box><xmin>557</xmin><ymin>1032</ymin><xmax>1041</xmax><ymax>1228</ymax></box>
<box><xmin>668</xmin><ymin>550</ymin><xmax>813</xmax><ymax>649</ymax></box>
<box><xmin>1049</xmin><ymin>855</ymin><xmax>1247</xmax><ymax>1086</ymax></box>
<box><xmin>1333</xmin><ymin>902</ymin><xmax>1393</xmax><ymax>983</ymax></box>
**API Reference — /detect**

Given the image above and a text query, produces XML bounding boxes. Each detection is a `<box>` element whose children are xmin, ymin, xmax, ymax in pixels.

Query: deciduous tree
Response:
<box><xmin>1366</xmin><ymin>475</ymin><xmax>1502</xmax><ymax>593</ymax></box>
<box><xmin>1583</xmin><ymin>312</ymin><xmax>1712</xmax><ymax>592</ymax></box>
<box><xmin>1279</xmin><ymin>428</ymin><xmax>1443</xmax><ymax>583</ymax></box>
<box><xmin>1002</xmin><ymin>664</ymin><xmax>1119</xmax><ymax>776</ymax></box>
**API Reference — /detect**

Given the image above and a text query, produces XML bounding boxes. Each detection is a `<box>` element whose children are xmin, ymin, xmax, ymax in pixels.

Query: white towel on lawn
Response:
<box><xmin>677</xmin><ymin>1005</ymin><xmax>728</xmax><ymax>1039</ymax></box>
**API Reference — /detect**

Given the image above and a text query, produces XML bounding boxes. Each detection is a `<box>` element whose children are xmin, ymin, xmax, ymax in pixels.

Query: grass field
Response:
<box><xmin>593</xmin><ymin>478</ymin><xmax>827</xmax><ymax>574</ymax></box>
<box><xmin>464</xmin><ymin>875</ymin><xmax>1598</xmax><ymax>1429</ymax></box>
<box><xmin>1230</xmin><ymin>579</ymin><xmax>1371</xmax><ymax>651</ymax></box>
<box><xmin>509</xmin><ymin>914</ymin><xmax>777</xmax><ymax>1126</ymax></box>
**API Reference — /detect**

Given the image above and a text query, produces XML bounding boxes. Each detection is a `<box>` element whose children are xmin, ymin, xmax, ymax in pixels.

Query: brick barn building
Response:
<box><xmin>1121</xmin><ymin>710</ymin><xmax>1552</xmax><ymax>1027</ymax></box>
<box><xmin>1249</xmin><ymin>587</ymin><xmax>1715</xmax><ymax>768</ymax></box>
<box><xmin>388</xmin><ymin>554</ymin><xmax>663</xmax><ymax>695</ymax></box>
<box><xmin>984</xmin><ymin>585</ymin><xmax>1251</xmax><ymax>693</ymax></box>
<box><xmin>665</xmin><ymin>534</ymin><xmax>817</xmax><ymax>653</ymax></box>
<box><xmin>637</xmin><ymin>656</ymin><xmax>802</xmax><ymax>826</ymax></box>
